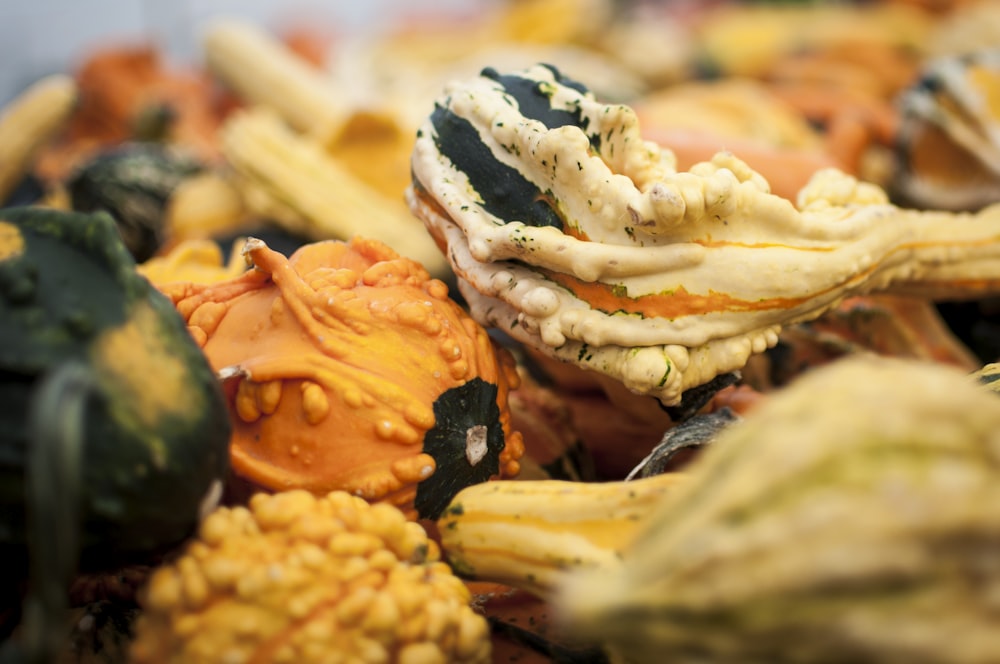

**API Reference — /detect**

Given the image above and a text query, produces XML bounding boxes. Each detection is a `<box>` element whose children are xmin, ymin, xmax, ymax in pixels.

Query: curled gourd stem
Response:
<box><xmin>15</xmin><ymin>362</ymin><xmax>96</xmax><ymax>664</ymax></box>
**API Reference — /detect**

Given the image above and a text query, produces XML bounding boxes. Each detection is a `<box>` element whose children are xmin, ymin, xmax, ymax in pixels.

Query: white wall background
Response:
<box><xmin>0</xmin><ymin>0</ymin><xmax>493</xmax><ymax>105</ymax></box>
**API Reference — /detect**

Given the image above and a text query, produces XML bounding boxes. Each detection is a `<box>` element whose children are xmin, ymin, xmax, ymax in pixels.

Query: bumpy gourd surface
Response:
<box><xmin>130</xmin><ymin>490</ymin><xmax>491</xmax><ymax>663</ymax></box>
<box><xmin>408</xmin><ymin>63</ymin><xmax>1000</xmax><ymax>404</ymax></box>
<box><xmin>160</xmin><ymin>236</ymin><xmax>523</xmax><ymax>520</ymax></box>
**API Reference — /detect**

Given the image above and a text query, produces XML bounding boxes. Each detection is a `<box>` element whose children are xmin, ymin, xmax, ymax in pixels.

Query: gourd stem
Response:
<box><xmin>18</xmin><ymin>362</ymin><xmax>94</xmax><ymax>664</ymax></box>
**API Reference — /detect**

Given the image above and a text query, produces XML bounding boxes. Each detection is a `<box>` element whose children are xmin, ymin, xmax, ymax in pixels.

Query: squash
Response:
<box><xmin>437</xmin><ymin>472</ymin><xmax>688</xmax><ymax>600</ymax></box>
<box><xmin>129</xmin><ymin>490</ymin><xmax>492</xmax><ymax>664</ymax></box>
<box><xmin>0</xmin><ymin>206</ymin><xmax>231</xmax><ymax>573</ymax></box>
<box><xmin>0</xmin><ymin>206</ymin><xmax>230</xmax><ymax>663</ymax></box>
<box><xmin>0</xmin><ymin>74</ymin><xmax>78</xmax><ymax>205</ymax></box>
<box><xmin>440</xmin><ymin>356</ymin><xmax>1000</xmax><ymax>661</ymax></box>
<box><xmin>408</xmin><ymin>63</ymin><xmax>1000</xmax><ymax>410</ymax></box>
<box><xmin>161</xmin><ymin>235</ymin><xmax>524</xmax><ymax>521</ymax></box>
<box><xmin>890</xmin><ymin>48</ymin><xmax>1000</xmax><ymax>212</ymax></box>
<box><xmin>218</xmin><ymin>106</ymin><xmax>450</xmax><ymax>276</ymax></box>
<box><xmin>555</xmin><ymin>356</ymin><xmax>1000</xmax><ymax>662</ymax></box>
<box><xmin>66</xmin><ymin>143</ymin><xmax>204</xmax><ymax>262</ymax></box>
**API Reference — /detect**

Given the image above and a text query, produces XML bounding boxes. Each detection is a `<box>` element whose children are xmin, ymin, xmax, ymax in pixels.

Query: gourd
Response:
<box><xmin>437</xmin><ymin>472</ymin><xmax>687</xmax><ymax>599</ymax></box>
<box><xmin>66</xmin><ymin>142</ymin><xmax>204</xmax><ymax>262</ymax></box>
<box><xmin>203</xmin><ymin>20</ymin><xmax>444</xmax><ymax>272</ymax></box>
<box><xmin>160</xmin><ymin>235</ymin><xmax>524</xmax><ymax>521</ymax></box>
<box><xmin>161</xmin><ymin>171</ymin><xmax>248</xmax><ymax>248</ymax></box>
<box><xmin>439</xmin><ymin>356</ymin><xmax>1000</xmax><ymax>661</ymax></box>
<box><xmin>0</xmin><ymin>206</ymin><xmax>231</xmax><ymax>662</ymax></box>
<box><xmin>0</xmin><ymin>206</ymin><xmax>231</xmax><ymax>571</ymax></box>
<box><xmin>137</xmin><ymin>238</ymin><xmax>249</xmax><ymax>287</ymax></box>
<box><xmin>554</xmin><ymin>356</ymin><xmax>1000</xmax><ymax>663</ymax></box>
<box><xmin>202</xmin><ymin>19</ymin><xmax>350</xmax><ymax>138</ymax></box>
<box><xmin>218</xmin><ymin>106</ymin><xmax>449</xmax><ymax>276</ymax></box>
<box><xmin>890</xmin><ymin>48</ymin><xmax>1000</xmax><ymax>212</ymax></box>
<box><xmin>0</xmin><ymin>74</ymin><xmax>77</xmax><ymax>205</ymax></box>
<box><xmin>407</xmin><ymin>63</ymin><xmax>1000</xmax><ymax>408</ymax></box>
<box><xmin>129</xmin><ymin>490</ymin><xmax>492</xmax><ymax>664</ymax></box>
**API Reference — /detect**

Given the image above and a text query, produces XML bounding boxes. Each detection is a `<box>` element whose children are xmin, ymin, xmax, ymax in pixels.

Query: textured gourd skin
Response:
<box><xmin>408</xmin><ymin>63</ymin><xmax>1000</xmax><ymax>407</ymax></box>
<box><xmin>556</xmin><ymin>356</ymin><xmax>1000</xmax><ymax>663</ymax></box>
<box><xmin>162</xmin><ymin>236</ymin><xmax>524</xmax><ymax>521</ymax></box>
<box><xmin>0</xmin><ymin>206</ymin><xmax>231</xmax><ymax>572</ymax></box>
<box><xmin>129</xmin><ymin>490</ymin><xmax>493</xmax><ymax>664</ymax></box>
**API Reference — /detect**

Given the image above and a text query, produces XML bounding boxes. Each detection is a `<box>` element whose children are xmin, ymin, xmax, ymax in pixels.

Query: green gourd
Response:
<box><xmin>0</xmin><ymin>205</ymin><xmax>230</xmax><ymax>575</ymax></box>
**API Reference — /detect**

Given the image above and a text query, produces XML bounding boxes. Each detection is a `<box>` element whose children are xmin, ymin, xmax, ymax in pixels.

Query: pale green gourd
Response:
<box><xmin>557</xmin><ymin>356</ymin><xmax>1000</xmax><ymax>663</ymax></box>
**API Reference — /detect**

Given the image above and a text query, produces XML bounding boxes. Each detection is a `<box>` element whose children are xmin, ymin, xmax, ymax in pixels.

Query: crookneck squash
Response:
<box><xmin>0</xmin><ymin>206</ymin><xmax>231</xmax><ymax>573</ymax></box>
<box><xmin>159</xmin><ymin>235</ymin><xmax>525</xmax><ymax>521</ymax></box>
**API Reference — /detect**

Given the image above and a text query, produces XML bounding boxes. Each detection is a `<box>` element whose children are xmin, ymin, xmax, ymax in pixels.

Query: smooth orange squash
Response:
<box><xmin>160</xmin><ymin>235</ymin><xmax>524</xmax><ymax>520</ymax></box>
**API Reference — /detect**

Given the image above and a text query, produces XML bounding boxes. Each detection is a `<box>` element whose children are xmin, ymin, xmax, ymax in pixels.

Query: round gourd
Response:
<box><xmin>0</xmin><ymin>206</ymin><xmax>231</xmax><ymax>573</ymax></box>
<box><xmin>161</xmin><ymin>235</ymin><xmax>524</xmax><ymax>521</ymax></box>
<box><xmin>66</xmin><ymin>143</ymin><xmax>204</xmax><ymax>262</ymax></box>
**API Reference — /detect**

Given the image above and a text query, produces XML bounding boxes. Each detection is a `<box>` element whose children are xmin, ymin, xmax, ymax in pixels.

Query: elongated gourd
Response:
<box><xmin>436</xmin><ymin>472</ymin><xmax>687</xmax><ymax>599</ymax></box>
<box><xmin>0</xmin><ymin>75</ymin><xmax>77</xmax><ymax>202</ymax></box>
<box><xmin>202</xmin><ymin>19</ymin><xmax>348</xmax><ymax>138</ymax></box>
<box><xmin>439</xmin><ymin>356</ymin><xmax>1000</xmax><ymax>662</ymax></box>
<box><xmin>555</xmin><ymin>356</ymin><xmax>1000</xmax><ymax>663</ymax></box>
<box><xmin>408</xmin><ymin>63</ymin><xmax>1000</xmax><ymax>406</ymax></box>
<box><xmin>221</xmin><ymin>107</ymin><xmax>449</xmax><ymax>276</ymax></box>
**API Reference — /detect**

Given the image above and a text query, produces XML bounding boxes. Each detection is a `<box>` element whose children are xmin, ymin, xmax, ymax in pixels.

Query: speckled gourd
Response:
<box><xmin>555</xmin><ymin>355</ymin><xmax>1000</xmax><ymax>663</ymax></box>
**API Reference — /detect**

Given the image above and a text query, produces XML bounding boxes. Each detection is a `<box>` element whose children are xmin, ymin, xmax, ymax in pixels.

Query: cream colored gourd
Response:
<box><xmin>554</xmin><ymin>356</ymin><xmax>1000</xmax><ymax>663</ymax></box>
<box><xmin>0</xmin><ymin>75</ymin><xmax>77</xmax><ymax>202</ymax></box>
<box><xmin>408</xmin><ymin>64</ymin><xmax>1000</xmax><ymax>406</ymax></box>
<box><xmin>220</xmin><ymin>107</ymin><xmax>449</xmax><ymax>276</ymax></box>
<box><xmin>437</xmin><ymin>472</ymin><xmax>687</xmax><ymax>599</ymax></box>
<box><xmin>202</xmin><ymin>20</ymin><xmax>349</xmax><ymax>138</ymax></box>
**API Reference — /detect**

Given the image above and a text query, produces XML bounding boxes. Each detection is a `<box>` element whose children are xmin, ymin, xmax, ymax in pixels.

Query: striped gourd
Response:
<box><xmin>556</xmin><ymin>356</ymin><xmax>1000</xmax><ymax>663</ymax></box>
<box><xmin>437</xmin><ymin>472</ymin><xmax>687</xmax><ymax>600</ymax></box>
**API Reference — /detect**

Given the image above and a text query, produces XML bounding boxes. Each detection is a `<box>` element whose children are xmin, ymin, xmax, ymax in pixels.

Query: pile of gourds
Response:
<box><xmin>1</xmin><ymin>0</ymin><xmax>1000</xmax><ymax>662</ymax></box>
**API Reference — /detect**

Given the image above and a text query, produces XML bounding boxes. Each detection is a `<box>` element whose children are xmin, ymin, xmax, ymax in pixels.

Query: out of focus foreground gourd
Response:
<box><xmin>562</xmin><ymin>356</ymin><xmax>1000</xmax><ymax>662</ymax></box>
<box><xmin>0</xmin><ymin>206</ymin><xmax>231</xmax><ymax>659</ymax></box>
<box><xmin>155</xmin><ymin>236</ymin><xmax>524</xmax><ymax>521</ymax></box>
<box><xmin>130</xmin><ymin>489</ymin><xmax>491</xmax><ymax>664</ymax></box>
<box><xmin>436</xmin><ymin>356</ymin><xmax>1000</xmax><ymax>663</ymax></box>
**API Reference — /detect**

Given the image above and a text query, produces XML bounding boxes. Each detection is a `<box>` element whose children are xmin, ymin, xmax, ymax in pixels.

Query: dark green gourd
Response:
<box><xmin>0</xmin><ymin>205</ymin><xmax>230</xmax><ymax>575</ymax></box>
<box><xmin>66</xmin><ymin>143</ymin><xmax>203</xmax><ymax>262</ymax></box>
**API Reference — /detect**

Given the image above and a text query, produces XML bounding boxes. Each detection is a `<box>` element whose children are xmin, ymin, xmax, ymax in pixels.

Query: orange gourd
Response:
<box><xmin>159</xmin><ymin>235</ymin><xmax>524</xmax><ymax>520</ymax></box>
